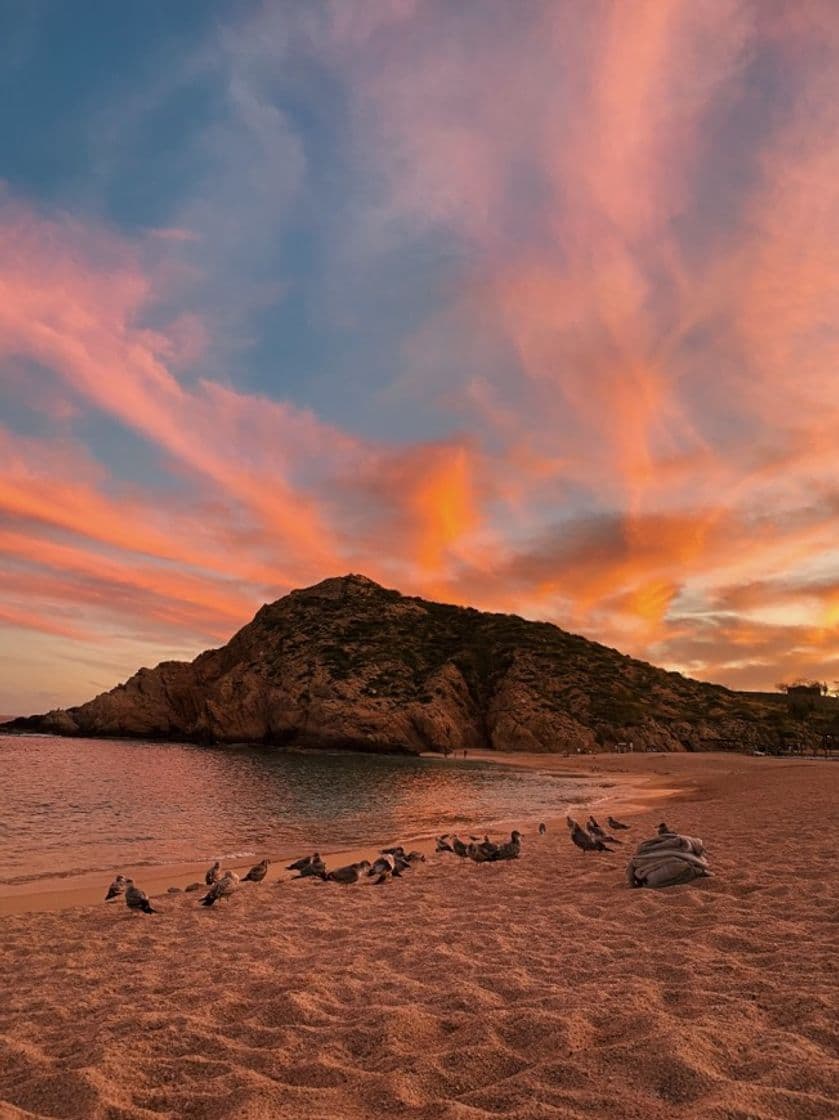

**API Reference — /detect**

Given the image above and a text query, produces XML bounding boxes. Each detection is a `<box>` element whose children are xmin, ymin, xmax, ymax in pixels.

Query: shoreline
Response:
<box><xmin>0</xmin><ymin>749</ymin><xmax>681</xmax><ymax>917</ymax></box>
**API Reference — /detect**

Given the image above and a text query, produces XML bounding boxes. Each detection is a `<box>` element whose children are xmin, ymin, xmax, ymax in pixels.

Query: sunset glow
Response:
<box><xmin>1</xmin><ymin>1</ymin><xmax>837</xmax><ymax>712</ymax></box>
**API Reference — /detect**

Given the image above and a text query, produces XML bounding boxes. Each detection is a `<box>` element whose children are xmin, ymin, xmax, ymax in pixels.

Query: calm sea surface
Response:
<box><xmin>0</xmin><ymin>735</ymin><xmax>601</xmax><ymax>886</ymax></box>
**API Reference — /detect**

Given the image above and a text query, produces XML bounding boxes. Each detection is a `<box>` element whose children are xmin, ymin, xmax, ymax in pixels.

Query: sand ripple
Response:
<box><xmin>0</xmin><ymin>754</ymin><xmax>837</xmax><ymax>1119</ymax></box>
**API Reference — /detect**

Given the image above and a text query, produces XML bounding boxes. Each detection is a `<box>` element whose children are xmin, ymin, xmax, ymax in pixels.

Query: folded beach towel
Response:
<box><xmin>633</xmin><ymin>834</ymin><xmax>705</xmax><ymax>858</ymax></box>
<box><xmin>626</xmin><ymin>833</ymin><xmax>711</xmax><ymax>889</ymax></box>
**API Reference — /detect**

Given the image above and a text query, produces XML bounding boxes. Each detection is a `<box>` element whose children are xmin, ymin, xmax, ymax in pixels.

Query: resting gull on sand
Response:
<box><xmin>242</xmin><ymin>858</ymin><xmax>269</xmax><ymax>883</ymax></box>
<box><xmin>292</xmin><ymin>854</ymin><xmax>325</xmax><ymax>879</ymax></box>
<box><xmin>567</xmin><ymin>816</ymin><xmax>613</xmax><ymax>853</ymax></box>
<box><xmin>325</xmin><ymin>861</ymin><xmax>371</xmax><ymax>884</ymax></box>
<box><xmin>124</xmin><ymin>879</ymin><xmax>156</xmax><ymax>914</ymax></box>
<box><xmin>607</xmin><ymin>816</ymin><xmax>630</xmax><ymax>830</ymax></box>
<box><xmin>200</xmin><ymin>870</ymin><xmax>240</xmax><ymax>906</ymax></box>
<box><xmin>369</xmin><ymin>854</ymin><xmax>400</xmax><ymax>879</ymax></box>
<box><xmin>488</xmin><ymin>831</ymin><xmax>522</xmax><ymax>861</ymax></box>
<box><xmin>465</xmin><ymin>836</ymin><xmax>495</xmax><ymax>862</ymax></box>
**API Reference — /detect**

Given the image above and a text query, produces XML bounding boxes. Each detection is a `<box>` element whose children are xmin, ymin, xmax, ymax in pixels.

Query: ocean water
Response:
<box><xmin>0</xmin><ymin>735</ymin><xmax>600</xmax><ymax>887</ymax></box>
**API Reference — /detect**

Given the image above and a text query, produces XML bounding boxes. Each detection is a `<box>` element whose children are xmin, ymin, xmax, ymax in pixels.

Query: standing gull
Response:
<box><xmin>200</xmin><ymin>870</ymin><xmax>240</xmax><ymax>906</ymax></box>
<box><xmin>205</xmin><ymin>861</ymin><xmax>221</xmax><ymax>886</ymax></box>
<box><xmin>124</xmin><ymin>879</ymin><xmax>156</xmax><ymax>914</ymax></box>
<box><xmin>538</xmin><ymin>822</ymin><xmax>547</xmax><ymax>835</ymax></box>
<box><xmin>287</xmin><ymin>854</ymin><xmax>313</xmax><ymax>872</ymax></box>
<box><xmin>105</xmin><ymin>874</ymin><xmax>127</xmax><ymax>902</ymax></box>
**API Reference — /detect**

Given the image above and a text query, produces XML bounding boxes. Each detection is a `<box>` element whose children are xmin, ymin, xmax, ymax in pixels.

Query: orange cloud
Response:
<box><xmin>2</xmin><ymin>3</ymin><xmax>839</xmax><ymax>705</ymax></box>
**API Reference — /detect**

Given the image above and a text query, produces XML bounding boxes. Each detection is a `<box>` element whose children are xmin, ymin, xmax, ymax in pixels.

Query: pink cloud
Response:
<box><xmin>1</xmin><ymin>2</ymin><xmax>839</xmax><ymax>701</ymax></box>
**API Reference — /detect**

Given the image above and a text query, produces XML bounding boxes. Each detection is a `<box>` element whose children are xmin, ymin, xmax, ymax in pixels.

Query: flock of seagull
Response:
<box><xmin>103</xmin><ymin>843</ymin><xmax>433</xmax><ymax>913</ymax></box>
<box><xmin>434</xmin><ymin>828</ymin><xmax>523</xmax><ymax>861</ymax></box>
<box><xmin>103</xmin><ymin>813</ymin><xmax>689</xmax><ymax>915</ymax></box>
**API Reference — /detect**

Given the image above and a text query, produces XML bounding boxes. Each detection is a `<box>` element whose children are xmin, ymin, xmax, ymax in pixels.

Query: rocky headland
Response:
<box><xmin>4</xmin><ymin>574</ymin><xmax>832</xmax><ymax>753</ymax></box>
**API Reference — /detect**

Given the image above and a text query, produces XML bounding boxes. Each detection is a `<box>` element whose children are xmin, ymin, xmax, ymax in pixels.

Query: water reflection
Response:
<box><xmin>0</xmin><ymin>735</ymin><xmax>595</xmax><ymax>883</ymax></box>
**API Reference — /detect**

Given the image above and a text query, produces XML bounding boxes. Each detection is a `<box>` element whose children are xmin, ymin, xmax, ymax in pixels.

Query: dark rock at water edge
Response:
<box><xmin>3</xmin><ymin>573</ymin><xmax>831</xmax><ymax>754</ymax></box>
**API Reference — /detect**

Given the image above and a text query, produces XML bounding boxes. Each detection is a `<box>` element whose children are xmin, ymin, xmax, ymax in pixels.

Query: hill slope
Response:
<box><xmin>3</xmin><ymin>574</ymin><xmax>827</xmax><ymax>753</ymax></box>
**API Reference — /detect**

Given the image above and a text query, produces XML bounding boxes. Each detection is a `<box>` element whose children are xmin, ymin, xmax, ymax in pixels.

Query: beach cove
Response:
<box><xmin>0</xmin><ymin>737</ymin><xmax>625</xmax><ymax>916</ymax></box>
<box><xmin>1</xmin><ymin>751</ymin><xmax>837</xmax><ymax>1119</ymax></box>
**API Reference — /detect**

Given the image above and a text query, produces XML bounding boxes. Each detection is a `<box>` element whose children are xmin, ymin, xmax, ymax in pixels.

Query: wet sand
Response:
<box><xmin>0</xmin><ymin>752</ymin><xmax>837</xmax><ymax>1119</ymax></box>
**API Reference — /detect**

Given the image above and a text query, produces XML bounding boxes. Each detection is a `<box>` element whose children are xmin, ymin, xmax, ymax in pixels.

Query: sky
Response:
<box><xmin>1</xmin><ymin>0</ymin><xmax>838</xmax><ymax>714</ymax></box>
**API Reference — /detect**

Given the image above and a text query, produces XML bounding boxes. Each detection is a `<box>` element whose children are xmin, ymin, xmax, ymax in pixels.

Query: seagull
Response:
<box><xmin>607</xmin><ymin>816</ymin><xmax>630</xmax><ymax>830</ymax></box>
<box><xmin>493</xmin><ymin>830</ymin><xmax>522</xmax><ymax>860</ymax></box>
<box><xmin>286</xmin><ymin>854</ymin><xmax>313</xmax><ymax>872</ymax></box>
<box><xmin>451</xmin><ymin>835</ymin><xmax>469</xmax><ymax>858</ymax></box>
<box><xmin>369</xmin><ymin>854</ymin><xmax>398</xmax><ymax>878</ymax></box>
<box><xmin>587</xmin><ymin>816</ymin><xmax>606</xmax><ymax>839</ymax></box>
<box><xmin>468</xmin><ymin>837</ymin><xmax>500</xmax><ymax>862</ymax></box>
<box><xmin>436</xmin><ymin>836</ymin><xmax>454</xmax><ymax>853</ymax></box>
<box><xmin>466</xmin><ymin>842</ymin><xmax>490</xmax><ymax>862</ymax></box>
<box><xmin>242</xmin><ymin>858</ymin><xmax>269</xmax><ymax>883</ymax></box>
<box><xmin>404</xmin><ymin>850</ymin><xmax>425</xmax><ymax>864</ymax></box>
<box><xmin>538</xmin><ymin>822</ymin><xmax>547</xmax><ymax>835</ymax></box>
<box><xmin>200</xmin><ymin>870</ymin><xmax>240</xmax><ymax>906</ymax></box>
<box><xmin>124</xmin><ymin>879</ymin><xmax>156</xmax><ymax>914</ymax></box>
<box><xmin>205</xmin><ymin>860</ymin><xmax>221</xmax><ymax>886</ymax></box>
<box><xmin>105</xmin><ymin>874</ymin><xmax>127</xmax><ymax>902</ymax></box>
<box><xmin>370</xmin><ymin>854</ymin><xmax>404</xmax><ymax>883</ymax></box>
<box><xmin>325</xmin><ymin>861</ymin><xmax>371</xmax><ymax>884</ymax></box>
<box><xmin>293</xmin><ymin>854</ymin><xmax>326</xmax><ymax>879</ymax></box>
<box><xmin>568</xmin><ymin>820</ymin><xmax>611</xmax><ymax>854</ymax></box>
<box><xmin>657</xmin><ymin>822</ymin><xmax>674</xmax><ymax>835</ymax></box>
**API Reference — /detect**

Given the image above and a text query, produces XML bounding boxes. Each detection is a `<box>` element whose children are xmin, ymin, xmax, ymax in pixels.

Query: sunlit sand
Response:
<box><xmin>1</xmin><ymin>752</ymin><xmax>836</xmax><ymax>1119</ymax></box>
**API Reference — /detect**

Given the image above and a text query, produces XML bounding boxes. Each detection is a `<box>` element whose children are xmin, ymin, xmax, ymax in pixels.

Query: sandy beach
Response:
<box><xmin>1</xmin><ymin>752</ymin><xmax>837</xmax><ymax>1119</ymax></box>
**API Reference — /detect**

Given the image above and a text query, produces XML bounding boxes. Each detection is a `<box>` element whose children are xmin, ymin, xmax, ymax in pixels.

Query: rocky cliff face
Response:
<box><xmin>3</xmin><ymin>574</ymin><xmax>821</xmax><ymax>753</ymax></box>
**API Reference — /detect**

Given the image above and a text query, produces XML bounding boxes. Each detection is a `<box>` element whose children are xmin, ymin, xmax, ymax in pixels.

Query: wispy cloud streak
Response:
<box><xmin>0</xmin><ymin>1</ymin><xmax>837</xmax><ymax>708</ymax></box>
